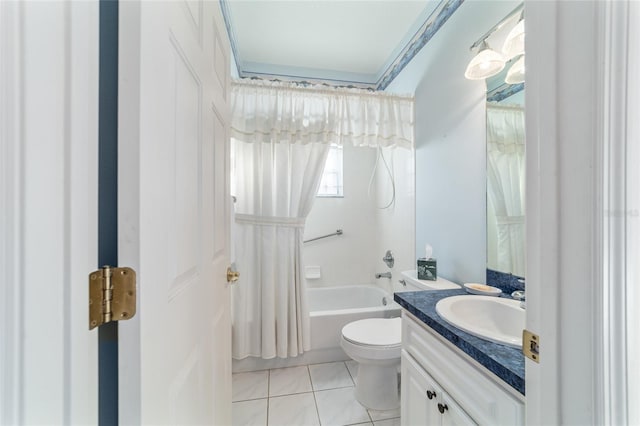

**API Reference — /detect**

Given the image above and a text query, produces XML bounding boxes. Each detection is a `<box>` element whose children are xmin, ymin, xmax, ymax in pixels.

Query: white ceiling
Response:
<box><xmin>221</xmin><ymin>0</ymin><xmax>455</xmax><ymax>89</ymax></box>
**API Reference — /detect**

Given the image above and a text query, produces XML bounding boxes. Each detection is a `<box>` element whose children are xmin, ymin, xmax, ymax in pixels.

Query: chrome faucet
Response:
<box><xmin>375</xmin><ymin>272</ymin><xmax>392</xmax><ymax>279</ymax></box>
<box><xmin>382</xmin><ymin>250</ymin><xmax>394</xmax><ymax>268</ymax></box>
<box><xmin>511</xmin><ymin>290</ymin><xmax>526</xmax><ymax>309</ymax></box>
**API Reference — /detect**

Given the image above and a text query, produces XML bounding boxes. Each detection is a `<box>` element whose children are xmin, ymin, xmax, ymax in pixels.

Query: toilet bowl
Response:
<box><xmin>339</xmin><ymin>271</ymin><xmax>460</xmax><ymax>410</ymax></box>
<box><xmin>341</xmin><ymin>317</ymin><xmax>402</xmax><ymax>410</ymax></box>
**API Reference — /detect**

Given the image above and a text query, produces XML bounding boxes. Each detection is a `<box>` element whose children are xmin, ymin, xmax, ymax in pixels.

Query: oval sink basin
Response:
<box><xmin>435</xmin><ymin>295</ymin><xmax>525</xmax><ymax>348</ymax></box>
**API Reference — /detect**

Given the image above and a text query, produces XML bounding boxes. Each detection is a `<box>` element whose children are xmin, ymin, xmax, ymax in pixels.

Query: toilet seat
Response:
<box><xmin>342</xmin><ymin>317</ymin><xmax>401</xmax><ymax>347</ymax></box>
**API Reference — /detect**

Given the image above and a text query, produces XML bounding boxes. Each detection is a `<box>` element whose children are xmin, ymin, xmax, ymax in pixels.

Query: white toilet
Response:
<box><xmin>341</xmin><ymin>317</ymin><xmax>402</xmax><ymax>410</ymax></box>
<box><xmin>340</xmin><ymin>271</ymin><xmax>461</xmax><ymax>410</ymax></box>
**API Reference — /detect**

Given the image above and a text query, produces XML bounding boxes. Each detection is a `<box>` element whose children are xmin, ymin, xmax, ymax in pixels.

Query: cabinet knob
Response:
<box><xmin>426</xmin><ymin>390</ymin><xmax>436</xmax><ymax>400</ymax></box>
<box><xmin>437</xmin><ymin>403</ymin><xmax>448</xmax><ymax>414</ymax></box>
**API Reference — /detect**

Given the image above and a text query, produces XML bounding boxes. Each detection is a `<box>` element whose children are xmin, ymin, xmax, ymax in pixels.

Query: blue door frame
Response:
<box><xmin>98</xmin><ymin>1</ymin><xmax>119</xmax><ymax>424</ymax></box>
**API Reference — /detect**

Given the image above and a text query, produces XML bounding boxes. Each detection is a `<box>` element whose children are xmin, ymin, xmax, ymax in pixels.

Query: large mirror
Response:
<box><xmin>486</xmin><ymin>69</ymin><xmax>525</xmax><ymax>278</ymax></box>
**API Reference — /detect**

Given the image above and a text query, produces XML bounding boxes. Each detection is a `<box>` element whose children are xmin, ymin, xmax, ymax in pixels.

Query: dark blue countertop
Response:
<box><xmin>394</xmin><ymin>289</ymin><xmax>525</xmax><ymax>395</ymax></box>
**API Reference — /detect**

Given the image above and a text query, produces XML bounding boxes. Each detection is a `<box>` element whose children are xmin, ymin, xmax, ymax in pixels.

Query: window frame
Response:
<box><xmin>316</xmin><ymin>144</ymin><xmax>344</xmax><ymax>198</ymax></box>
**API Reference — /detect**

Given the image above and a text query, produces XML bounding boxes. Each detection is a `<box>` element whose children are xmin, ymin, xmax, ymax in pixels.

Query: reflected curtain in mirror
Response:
<box><xmin>486</xmin><ymin>104</ymin><xmax>525</xmax><ymax>276</ymax></box>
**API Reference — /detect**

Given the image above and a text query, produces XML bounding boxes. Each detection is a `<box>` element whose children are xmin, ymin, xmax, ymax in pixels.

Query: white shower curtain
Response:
<box><xmin>230</xmin><ymin>79</ymin><xmax>414</xmax><ymax>359</ymax></box>
<box><xmin>486</xmin><ymin>104</ymin><xmax>526</xmax><ymax>277</ymax></box>
<box><xmin>232</xmin><ymin>140</ymin><xmax>329</xmax><ymax>359</ymax></box>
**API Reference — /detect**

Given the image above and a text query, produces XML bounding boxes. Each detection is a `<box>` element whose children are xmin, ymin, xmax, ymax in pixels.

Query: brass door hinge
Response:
<box><xmin>523</xmin><ymin>329</ymin><xmax>540</xmax><ymax>363</ymax></box>
<box><xmin>89</xmin><ymin>266</ymin><xmax>136</xmax><ymax>330</ymax></box>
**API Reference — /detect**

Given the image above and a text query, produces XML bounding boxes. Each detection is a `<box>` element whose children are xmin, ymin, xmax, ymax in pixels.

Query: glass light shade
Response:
<box><xmin>502</xmin><ymin>19</ymin><xmax>525</xmax><ymax>60</ymax></box>
<box><xmin>464</xmin><ymin>45</ymin><xmax>505</xmax><ymax>80</ymax></box>
<box><xmin>505</xmin><ymin>56</ymin><xmax>525</xmax><ymax>84</ymax></box>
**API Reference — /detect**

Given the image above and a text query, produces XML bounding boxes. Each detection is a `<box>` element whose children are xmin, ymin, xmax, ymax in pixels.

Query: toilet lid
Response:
<box><xmin>342</xmin><ymin>317</ymin><xmax>401</xmax><ymax>346</ymax></box>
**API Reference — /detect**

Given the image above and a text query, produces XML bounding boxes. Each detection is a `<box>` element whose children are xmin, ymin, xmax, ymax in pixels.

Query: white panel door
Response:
<box><xmin>118</xmin><ymin>1</ymin><xmax>232</xmax><ymax>424</ymax></box>
<box><xmin>0</xmin><ymin>1</ymin><xmax>99</xmax><ymax>424</ymax></box>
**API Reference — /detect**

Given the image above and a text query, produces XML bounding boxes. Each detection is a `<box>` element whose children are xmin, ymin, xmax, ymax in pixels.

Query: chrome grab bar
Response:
<box><xmin>304</xmin><ymin>229</ymin><xmax>343</xmax><ymax>244</ymax></box>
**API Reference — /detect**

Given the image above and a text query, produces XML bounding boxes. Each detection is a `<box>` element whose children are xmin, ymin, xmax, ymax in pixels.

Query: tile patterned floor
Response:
<box><xmin>232</xmin><ymin>361</ymin><xmax>401</xmax><ymax>426</ymax></box>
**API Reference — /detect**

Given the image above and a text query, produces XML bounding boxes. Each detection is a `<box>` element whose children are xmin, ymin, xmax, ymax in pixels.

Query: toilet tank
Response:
<box><xmin>394</xmin><ymin>270</ymin><xmax>461</xmax><ymax>293</ymax></box>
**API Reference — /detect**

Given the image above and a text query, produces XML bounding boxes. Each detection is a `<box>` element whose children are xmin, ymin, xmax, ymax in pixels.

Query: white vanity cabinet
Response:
<box><xmin>400</xmin><ymin>312</ymin><xmax>524</xmax><ymax>426</ymax></box>
<box><xmin>402</xmin><ymin>351</ymin><xmax>477</xmax><ymax>425</ymax></box>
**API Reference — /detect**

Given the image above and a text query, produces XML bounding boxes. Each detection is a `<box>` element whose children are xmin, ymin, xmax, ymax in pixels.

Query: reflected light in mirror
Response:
<box><xmin>505</xmin><ymin>56</ymin><xmax>525</xmax><ymax>84</ymax></box>
<box><xmin>502</xmin><ymin>19</ymin><xmax>525</xmax><ymax>60</ymax></box>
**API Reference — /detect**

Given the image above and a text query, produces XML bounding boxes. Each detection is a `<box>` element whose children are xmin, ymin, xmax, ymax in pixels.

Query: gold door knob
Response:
<box><xmin>226</xmin><ymin>266</ymin><xmax>240</xmax><ymax>283</ymax></box>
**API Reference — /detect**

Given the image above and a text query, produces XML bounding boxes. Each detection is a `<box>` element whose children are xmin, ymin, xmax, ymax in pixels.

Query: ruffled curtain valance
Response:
<box><xmin>230</xmin><ymin>79</ymin><xmax>414</xmax><ymax>150</ymax></box>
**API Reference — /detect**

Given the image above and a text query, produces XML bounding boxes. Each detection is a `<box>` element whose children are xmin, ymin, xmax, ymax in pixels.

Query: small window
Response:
<box><xmin>317</xmin><ymin>144</ymin><xmax>343</xmax><ymax>197</ymax></box>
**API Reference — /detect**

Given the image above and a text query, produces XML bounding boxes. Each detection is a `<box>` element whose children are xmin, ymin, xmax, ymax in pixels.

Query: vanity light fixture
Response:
<box><xmin>502</xmin><ymin>14</ymin><xmax>525</xmax><ymax>60</ymax></box>
<box><xmin>465</xmin><ymin>3</ymin><xmax>524</xmax><ymax>81</ymax></box>
<box><xmin>505</xmin><ymin>55</ymin><xmax>525</xmax><ymax>84</ymax></box>
<box><xmin>464</xmin><ymin>41</ymin><xmax>505</xmax><ymax>80</ymax></box>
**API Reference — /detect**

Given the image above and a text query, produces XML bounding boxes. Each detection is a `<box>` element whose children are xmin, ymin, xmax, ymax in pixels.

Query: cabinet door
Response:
<box><xmin>403</xmin><ymin>314</ymin><xmax>524</xmax><ymax>425</ymax></box>
<box><xmin>401</xmin><ymin>350</ymin><xmax>442</xmax><ymax>425</ymax></box>
<box><xmin>441</xmin><ymin>393</ymin><xmax>477</xmax><ymax>426</ymax></box>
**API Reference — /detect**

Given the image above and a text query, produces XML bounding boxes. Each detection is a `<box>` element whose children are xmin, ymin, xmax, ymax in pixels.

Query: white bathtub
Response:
<box><xmin>232</xmin><ymin>284</ymin><xmax>400</xmax><ymax>372</ymax></box>
<box><xmin>308</xmin><ymin>285</ymin><xmax>401</xmax><ymax>350</ymax></box>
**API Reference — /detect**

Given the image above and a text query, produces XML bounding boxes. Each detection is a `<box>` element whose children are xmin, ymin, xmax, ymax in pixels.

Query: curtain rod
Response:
<box><xmin>487</xmin><ymin>103</ymin><xmax>524</xmax><ymax>111</ymax></box>
<box><xmin>232</xmin><ymin>78</ymin><xmax>414</xmax><ymax>102</ymax></box>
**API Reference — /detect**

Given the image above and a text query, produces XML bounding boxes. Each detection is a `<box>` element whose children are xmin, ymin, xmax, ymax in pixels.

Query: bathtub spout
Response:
<box><xmin>375</xmin><ymin>272</ymin><xmax>392</xmax><ymax>279</ymax></box>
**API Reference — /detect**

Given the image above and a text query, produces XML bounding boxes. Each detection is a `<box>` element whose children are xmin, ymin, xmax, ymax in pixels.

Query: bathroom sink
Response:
<box><xmin>435</xmin><ymin>295</ymin><xmax>525</xmax><ymax>348</ymax></box>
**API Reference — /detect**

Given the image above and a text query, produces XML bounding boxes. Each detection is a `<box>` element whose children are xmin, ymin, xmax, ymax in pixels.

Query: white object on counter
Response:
<box><xmin>424</xmin><ymin>243</ymin><xmax>433</xmax><ymax>260</ymax></box>
<box><xmin>463</xmin><ymin>283</ymin><xmax>502</xmax><ymax>296</ymax></box>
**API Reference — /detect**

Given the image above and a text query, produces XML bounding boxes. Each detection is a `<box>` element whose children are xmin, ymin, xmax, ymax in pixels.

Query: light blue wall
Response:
<box><xmin>386</xmin><ymin>1</ymin><xmax>519</xmax><ymax>284</ymax></box>
<box><xmin>230</xmin><ymin>41</ymin><xmax>239</xmax><ymax>79</ymax></box>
